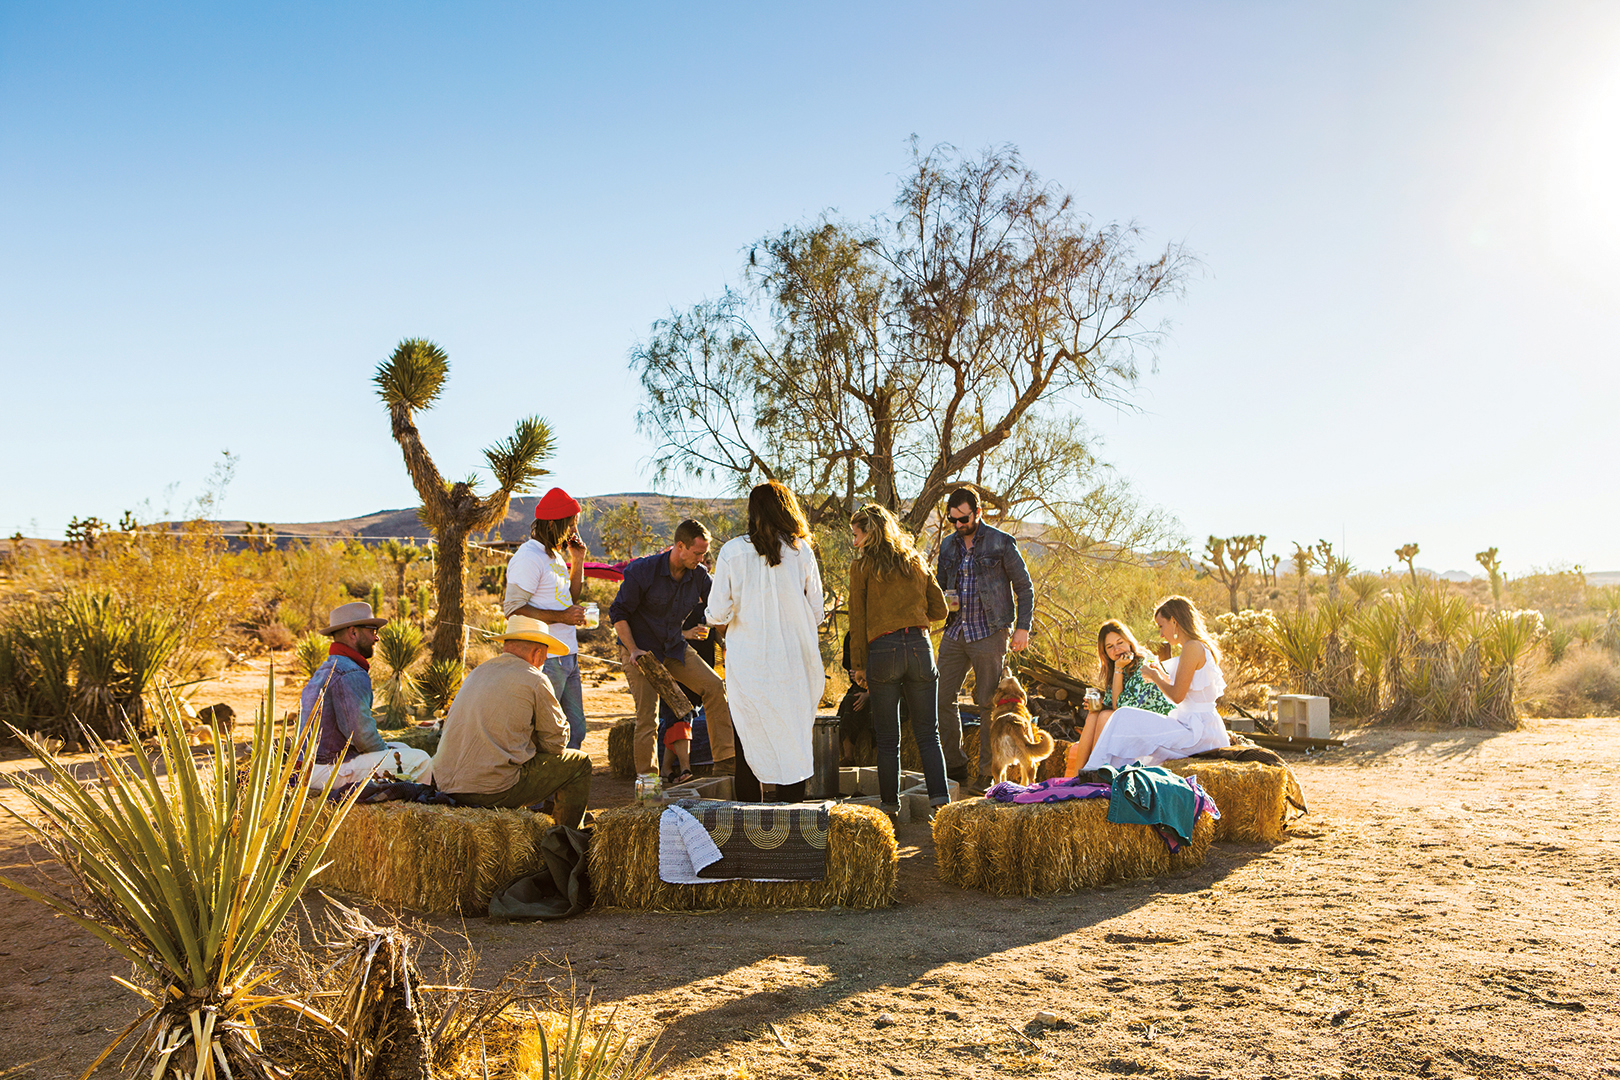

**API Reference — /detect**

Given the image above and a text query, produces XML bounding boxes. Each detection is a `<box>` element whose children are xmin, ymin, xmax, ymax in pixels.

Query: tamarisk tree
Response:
<box><xmin>633</xmin><ymin>142</ymin><xmax>1191</xmax><ymax>536</ymax></box>
<box><xmin>375</xmin><ymin>339</ymin><xmax>554</xmax><ymax>663</ymax></box>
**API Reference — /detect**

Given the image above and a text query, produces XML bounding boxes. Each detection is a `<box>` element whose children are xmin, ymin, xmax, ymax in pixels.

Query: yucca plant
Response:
<box><xmin>374</xmin><ymin>619</ymin><xmax>424</xmax><ymax>725</ymax></box>
<box><xmin>295</xmin><ymin>631</ymin><xmax>329</xmax><ymax>679</ymax></box>
<box><xmin>417</xmin><ymin>657</ymin><xmax>464</xmax><ymax>716</ymax></box>
<box><xmin>0</xmin><ymin>675</ymin><xmax>362</xmax><ymax>1079</ymax></box>
<box><xmin>1262</xmin><ymin>606</ymin><xmax>1328</xmax><ymax>693</ymax></box>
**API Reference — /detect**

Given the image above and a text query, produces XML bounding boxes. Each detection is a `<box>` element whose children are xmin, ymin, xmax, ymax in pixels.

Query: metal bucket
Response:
<box><xmin>811</xmin><ymin>714</ymin><xmax>841</xmax><ymax>798</ymax></box>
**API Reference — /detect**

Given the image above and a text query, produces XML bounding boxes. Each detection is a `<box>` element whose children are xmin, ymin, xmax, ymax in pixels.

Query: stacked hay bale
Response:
<box><xmin>313</xmin><ymin>802</ymin><xmax>555</xmax><ymax>914</ymax></box>
<box><xmin>589</xmin><ymin>802</ymin><xmax>897</xmax><ymax>910</ymax></box>
<box><xmin>607</xmin><ymin>717</ymin><xmax>637</xmax><ymax>779</ymax></box>
<box><xmin>1162</xmin><ymin>758</ymin><xmax>1289</xmax><ymax>843</ymax></box>
<box><xmin>932</xmin><ymin>796</ymin><xmax>1213</xmax><ymax>896</ymax></box>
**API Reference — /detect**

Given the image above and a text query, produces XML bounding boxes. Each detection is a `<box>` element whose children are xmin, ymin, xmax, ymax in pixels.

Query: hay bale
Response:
<box><xmin>588</xmin><ymin>802</ymin><xmax>897</xmax><ymax>910</ymax></box>
<box><xmin>1035</xmin><ymin>738</ymin><xmax>1072</xmax><ymax>782</ymax></box>
<box><xmin>932</xmin><ymin>796</ymin><xmax>1213</xmax><ymax>897</ymax></box>
<box><xmin>898</xmin><ymin>720</ymin><xmax>979</xmax><ymax>771</ymax></box>
<box><xmin>1162</xmin><ymin>758</ymin><xmax>1290</xmax><ymax>843</ymax></box>
<box><xmin>313</xmin><ymin>802</ymin><xmax>555</xmax><ymax>914</ymax></box>
<box><xmin>607</xmin><ymin>717</ymin><xmax>637</xmax><ymax>779</ymax></box>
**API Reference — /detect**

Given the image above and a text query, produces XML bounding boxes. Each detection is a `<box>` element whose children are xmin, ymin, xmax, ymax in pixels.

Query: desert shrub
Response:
<box><xmin>1256</xmin><ymin>587</ymin><xmax>1542</xmax><ymax>727</ymax></box>
<box><xmin>1524</xmin><ymin>647</ymin><xmax>1620</xmax><ymax>717</ymax></box>
<box><xmin>1545</xmin><ymin>623</ymin><xmax>1574</xmax><ymax>665</ymax></box>
<box><xmin>0</xmin><ymin>589</ymin><xmax>181</xmax><ymax>738</ymax></box>
<box><xmin>258</xmin><ymin>623</ymin><xmax>296</xmax><ymax>650</ymax></box>
<box><xmin>1213</xmin><ymin>608</ymin><xmax>1288</xmax><ymax>707</ymax></box>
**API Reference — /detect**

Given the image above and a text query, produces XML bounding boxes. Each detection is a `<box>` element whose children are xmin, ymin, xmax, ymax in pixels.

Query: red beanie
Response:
<box><xmin>534</xmin><ymin>487</ymin><xmax>582</xmax><ymax>520</ymax></box>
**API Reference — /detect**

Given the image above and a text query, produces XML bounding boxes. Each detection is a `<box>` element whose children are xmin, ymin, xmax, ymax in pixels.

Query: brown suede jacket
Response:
<box><xmin>847</xmin><ymin>557</ymin><xmax>949</xmax><ymax>670</ymax></box>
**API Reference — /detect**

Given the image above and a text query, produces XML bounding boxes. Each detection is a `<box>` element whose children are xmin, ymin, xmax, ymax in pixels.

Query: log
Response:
<box><xmin>635</xmin><ymin>654</ymin><xmax>695</xmax><ymax>720</ymax></box>
<box><xmin>1245</xmin><ymin>732</ymin><xmax>1345</xmax><ymax>752</ymax></box>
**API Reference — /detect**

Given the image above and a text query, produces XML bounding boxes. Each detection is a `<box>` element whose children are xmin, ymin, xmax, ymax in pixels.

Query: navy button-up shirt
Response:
<box><xmin>608</xmin><ymin>550</ymin><xmax>712</xmax><ymax>662</ymax></box>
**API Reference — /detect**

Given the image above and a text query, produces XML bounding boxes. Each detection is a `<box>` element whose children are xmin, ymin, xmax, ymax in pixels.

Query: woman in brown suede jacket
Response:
<box><xmin>848</xmin><ymin>503</ymin><xmax>951</xmax><ymax>816</ymax></box>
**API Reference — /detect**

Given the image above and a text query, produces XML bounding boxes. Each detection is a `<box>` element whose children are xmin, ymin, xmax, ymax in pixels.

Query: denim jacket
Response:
<box><xmin>299</xmin><ymin>653</ymin><xmax>386</xmax><ymax>764</ymax></box>
<box><xmin>934</xmin><ymin>522</ymin><xmax>1035</xmax><ymax>633</ymax></box>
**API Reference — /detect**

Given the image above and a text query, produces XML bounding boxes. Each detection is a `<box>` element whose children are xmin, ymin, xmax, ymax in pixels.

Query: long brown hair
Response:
<box><xmin>1096</xmin><ymin>618</ymin><xmax>1147</xmax><ymax>686</ymax></box>
<box><xmin>747</xmin><ymin>480</ymin><xmax>811</xmax><ymax>566</ymax></box>
<box><xmin>531</xmin><ymin>513</ymin><xmax>579</xmax><ymax>556</ymax></box>
<box><xmin>850</xmin><ymin>503</ymin><xmax>927</xmax><ymax>582</ymax></box>
<box><xmin>1155</xmin><ymin>595</ymin><xmax>1222</xmax><ymax>664</ymax></box>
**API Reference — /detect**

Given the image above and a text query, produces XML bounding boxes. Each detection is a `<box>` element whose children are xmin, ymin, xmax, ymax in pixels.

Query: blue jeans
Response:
<box><xmin>542</xmin><ymin>654</ymin><xmax>586</xmax><ymax>750</ymax></box>
<box><xmin>866</xmin><ymin>628</ymin><xmax>949</xmax><ymax>807</ymax></box>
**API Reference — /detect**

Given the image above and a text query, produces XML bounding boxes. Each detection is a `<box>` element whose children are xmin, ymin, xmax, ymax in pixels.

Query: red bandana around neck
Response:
<box><xmin>328</xmin><ymin>642</ymin><xmax>371</xmax><ymax>671</ymax></box>
<box><xmin>995</xmin><ymin>696</ymin><xmax>1023</xmax><ymax>706</ymax></box>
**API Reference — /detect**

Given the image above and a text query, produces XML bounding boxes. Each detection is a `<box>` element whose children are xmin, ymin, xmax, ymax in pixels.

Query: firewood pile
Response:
<box><xmin>1016</xmin><ymin>655</ymin><xmax>1097</xmax><ymax>741</ymax></box>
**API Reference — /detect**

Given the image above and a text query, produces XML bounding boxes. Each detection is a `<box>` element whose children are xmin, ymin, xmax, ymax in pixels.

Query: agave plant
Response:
<box><xmin>374</xmin><ymin>619</ymin><xmax>424</xmax><ymax>725</ymax></box>
<box><xmin>417</xmin><ymin>657</ymin><xmax>464</xmax><ymax>716</ymax></box>
<box><xmin>0</xmin><ymin>675</ymin><xmax>362</xmax><ymax>1079</ymax></box>
<box><xmin>295</xmin><ymin>631</ymin><xmax>329</xmax><ymax>679</ymax></box>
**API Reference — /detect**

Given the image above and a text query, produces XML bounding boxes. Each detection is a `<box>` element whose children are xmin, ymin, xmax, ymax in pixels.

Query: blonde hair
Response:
<box><xmin>1155</xmin><ymin>595</ymin><xmax>1222</xmax><ymax>663</ymax></box>
<box><xmin>850</xmin><ymin>504</ymin><xmax>927</xmax><ymax>582</ymax></box>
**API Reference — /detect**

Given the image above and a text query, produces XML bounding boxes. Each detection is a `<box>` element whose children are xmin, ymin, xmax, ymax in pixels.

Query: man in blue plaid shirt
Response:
<box><xmin>935</xmin><ymin>487</ymin><xmax>1035</xmax><ymax>790</ymax></box>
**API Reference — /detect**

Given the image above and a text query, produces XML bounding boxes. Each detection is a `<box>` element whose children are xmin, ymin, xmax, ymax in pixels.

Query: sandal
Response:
<box><xmin>667</xmin><ymin>769</ymin><xmax>695</xmax><ymax>786</ymax></box>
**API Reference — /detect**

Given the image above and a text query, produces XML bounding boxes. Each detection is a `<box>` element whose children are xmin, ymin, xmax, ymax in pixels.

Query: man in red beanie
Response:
<box><xmin>504</xmin><ymin>487</ymin><xmax>591</xmax><ymax>749</ymax></box>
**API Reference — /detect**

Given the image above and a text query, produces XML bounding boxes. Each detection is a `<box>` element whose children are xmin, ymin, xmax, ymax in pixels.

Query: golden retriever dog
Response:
<box><xmin>986</xmin><ymin>675</ymin><xmax>1055</xmax><ymax>786</ymax></box>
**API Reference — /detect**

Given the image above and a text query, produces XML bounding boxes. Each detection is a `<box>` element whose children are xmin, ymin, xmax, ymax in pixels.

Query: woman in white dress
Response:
<box><xmin>705</xmin><ymin>480</ymin><xmax>826</xmax><ymax>802</ymax></box>
<box><xmin>1083</xmin><ymin>595</ymin><xmax>1231</xmax><ymax>770</ymax></box>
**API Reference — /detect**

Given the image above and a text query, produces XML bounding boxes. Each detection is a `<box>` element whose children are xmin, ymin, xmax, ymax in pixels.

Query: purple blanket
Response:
<box><xmin>986</xmin><ymin>776</ymin><xmax>1112</xmax><ymax>803</ymax></box>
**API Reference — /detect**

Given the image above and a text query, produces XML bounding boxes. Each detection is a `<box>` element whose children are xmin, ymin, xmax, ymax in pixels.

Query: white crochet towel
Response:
<box><xmin>658</xmin><ymin>805</ymin><xmax>724</xmax><ymax>884</ymax></box>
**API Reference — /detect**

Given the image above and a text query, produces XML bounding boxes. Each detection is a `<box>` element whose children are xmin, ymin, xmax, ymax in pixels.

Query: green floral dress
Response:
<box><xmin>1102</xmin><ymin>661</ymin><xmax>1173</xmax><ymax>715</ymax></box>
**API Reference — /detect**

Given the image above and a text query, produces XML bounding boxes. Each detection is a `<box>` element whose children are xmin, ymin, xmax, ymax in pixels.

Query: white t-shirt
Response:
<box><xmin>502</xmin><ymin>538</ymin><xmax>578</xmax><ymax>655</ymax></box>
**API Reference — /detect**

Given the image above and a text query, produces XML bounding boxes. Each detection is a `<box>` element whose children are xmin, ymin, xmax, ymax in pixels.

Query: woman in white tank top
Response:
<box><xmin>1083</xmin><ymin>596</ymin><xmax>1231</xmax><ymax>770</ymax></box>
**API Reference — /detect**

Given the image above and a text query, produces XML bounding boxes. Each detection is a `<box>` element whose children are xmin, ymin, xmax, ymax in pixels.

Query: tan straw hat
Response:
<box><xmin>319</xmin><ymin>601</ymin><xmax>388</xmax><ymax>636</ymax></box>
<box><xmin>493</xmin><ymin>615</ymin><xmax>569</xmax><ymax>657</ymax></box>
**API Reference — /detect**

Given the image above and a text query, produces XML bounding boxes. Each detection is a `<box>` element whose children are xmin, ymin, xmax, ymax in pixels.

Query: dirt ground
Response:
<box><xmin>2</xmin><ymin>651</ymin><xmax>1617</xmax><ymax>1079</ymax></box>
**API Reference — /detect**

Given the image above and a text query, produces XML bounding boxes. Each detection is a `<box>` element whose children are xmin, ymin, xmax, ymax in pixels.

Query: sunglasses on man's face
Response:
<box><xmin>948</xmin><ymin>513</ymin><xmax>974</xmax><ymax>525</ymax></box>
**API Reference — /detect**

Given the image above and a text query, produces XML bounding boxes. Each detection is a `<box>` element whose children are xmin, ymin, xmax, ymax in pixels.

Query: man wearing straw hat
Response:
<box><xmin>432</xmin><ymin>615</ymin><xmax>594</xmax><ymax>830</ymax></box>
<box><xmin>299</xmin><ymin>601</ymin><xmax>435</xmax><ymax>789</ymax></box>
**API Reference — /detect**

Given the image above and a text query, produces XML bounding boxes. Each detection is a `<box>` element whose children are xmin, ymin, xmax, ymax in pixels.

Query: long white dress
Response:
<box><xmin>1083</xmin><ymin>646</ymin><xmax>1231</xmax><ymax>770</ymax></box>
<box><xmin>705</xmin><ymin>535</ymin><xmax>826</xmax><ymax>784</ymax></box>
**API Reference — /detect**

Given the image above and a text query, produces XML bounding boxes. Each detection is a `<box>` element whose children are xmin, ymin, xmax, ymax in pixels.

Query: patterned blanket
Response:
<box><xmin>677</xmin><ymin>799</ymin><xmax>831</xmax><ymax>881</ymax></box>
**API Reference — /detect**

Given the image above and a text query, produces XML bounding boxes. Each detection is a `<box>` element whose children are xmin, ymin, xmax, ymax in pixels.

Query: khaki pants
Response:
<box><xmin>621</xmin><ymin>645</ymin><xmax>734</xmax><ymax>773</ymax></box>
<box><xmin>448</xmin><ymin>748</ymin><xmax>593</xmax><ymax>829</ymax></box>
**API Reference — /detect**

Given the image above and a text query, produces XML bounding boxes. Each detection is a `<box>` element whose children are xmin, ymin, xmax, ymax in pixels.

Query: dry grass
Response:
<box><xmin>313</xmin><ymin>802</ymin><xmax>556</xmax><ymax>914</ymax></box>
<box><xmin>608</xmin><ymin>717</ymin><xmax>637</xmax><ymax>779</ymax></box>
<box><xmin>588</xmin><ymin>802</ymin><xmax>896</xmax><ymax>910</ymax></box>
<box><xmin>1161</xmin><ymin>758</ymin><xmax>1292</xmax><ymax>844</ymax></box>
<box><xmin>932</xmin><ymin>795</ymin><xmax>1214</xmax><ymax>897</ymax></box>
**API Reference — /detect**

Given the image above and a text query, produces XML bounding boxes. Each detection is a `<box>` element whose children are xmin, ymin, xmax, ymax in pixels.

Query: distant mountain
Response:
<box><xmin>212</xmin><ymin>492</ymin><xmax>747</xmax><ymax>555</ymax></box>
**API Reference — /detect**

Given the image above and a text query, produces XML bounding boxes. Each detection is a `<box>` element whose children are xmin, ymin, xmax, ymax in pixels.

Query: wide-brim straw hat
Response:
<box><xmin>320</xmin><ymin>601</ymin><xmax>388</xmax><ymax>635</ymax></box>
<box><xmin>492</xmin><ymin>615</ymin><xmax>569</xmax><ymax>657</ymax></box>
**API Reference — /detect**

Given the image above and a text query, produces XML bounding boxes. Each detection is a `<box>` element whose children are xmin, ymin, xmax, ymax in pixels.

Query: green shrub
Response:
<box><xmin>0</xmin><ymin>590</ymin><xmax>181</xmax><ymax>738</ymax></box>
<box><xmin>374</xmin><ymin>619</ymin><xmax>424</xmax><ymax>724</ymax></box>
<box><xmin>295</xmin><ymin>631</ymin><xmax>329</xmax><ymax>678</ymax></box>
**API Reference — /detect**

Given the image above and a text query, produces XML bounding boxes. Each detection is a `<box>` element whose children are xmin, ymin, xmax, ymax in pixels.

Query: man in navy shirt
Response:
<box><xmin>610</xmin><ymin>519</ymin><xmax>735</xmax><ymax>775</ymax></box>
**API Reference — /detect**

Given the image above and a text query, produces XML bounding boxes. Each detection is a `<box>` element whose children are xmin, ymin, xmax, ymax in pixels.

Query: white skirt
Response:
<box><xmin>306</xmin><ymin>742</ymin><xmax>433</xmax><ymax>789</ymax></box>
<box><xmin>1083</xmin><ymin>705</ymin><xmax>1230</xmax><ymax>770</ymax></box>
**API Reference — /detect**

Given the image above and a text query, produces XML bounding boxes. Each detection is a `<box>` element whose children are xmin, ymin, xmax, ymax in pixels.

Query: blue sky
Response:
<box><xmin>3</xmin><ymin>1</ymin><xmax>1617</xmax><ymax>576</ymax></box>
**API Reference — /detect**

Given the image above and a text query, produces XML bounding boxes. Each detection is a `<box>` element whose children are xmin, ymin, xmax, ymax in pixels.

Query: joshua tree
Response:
<box><xmin>1315</xmin><ymin>540</ymin><xmax>1353</xmax><ymax>602</ymax></box>
<box><xmin>1476</xmin><ymin>546</ymin><xmax>1504</xmax><ymax>609</ymax></box>
<box><xmin>1205</xmin><ymin>534</ymin><xmax>1263</xmax><ymax>613</ymax></box>
<box><xmin>380</xmin><ymin>538</ymin><xmax>424</xmax><ymax>611</ymax></box>
<box><xmin>375</xmin><ymin>338</ymin><xmax>555</xmax><ymax>663</ymax></box>
<box><xmin>1292</xmin><ymin>542</ymin><xmax>1315</xmax><ymax>611</ymax></box>
<box><xmin>1396</xmin><ymin>543</ymin><xmax>1421</xmax><ymax>588</ymax></box>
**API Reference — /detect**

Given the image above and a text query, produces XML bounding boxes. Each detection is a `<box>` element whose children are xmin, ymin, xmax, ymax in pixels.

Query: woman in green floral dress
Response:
<box><xmin>1066</xmin><ymin>618</ymin><xmax>1173</xmax><ymax>773</ymax></box>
